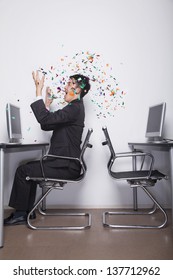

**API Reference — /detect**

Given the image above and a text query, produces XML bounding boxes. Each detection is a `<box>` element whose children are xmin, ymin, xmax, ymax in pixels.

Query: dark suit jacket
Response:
<box><xmin>31</xmin><ymin>98</ymin><xmax>85</xmax><ymax>170</ymax></box>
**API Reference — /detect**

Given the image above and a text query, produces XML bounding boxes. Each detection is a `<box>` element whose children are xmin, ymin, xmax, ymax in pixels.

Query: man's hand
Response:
<box><xmin>45</xmin><ymin>87</ymin><xmax>53</xmax><ymax>109</ymax></box>
<box><xmin>32</xmin><ymin>70</ymin><xmax>45</xmax><ymax>97</ymax></box>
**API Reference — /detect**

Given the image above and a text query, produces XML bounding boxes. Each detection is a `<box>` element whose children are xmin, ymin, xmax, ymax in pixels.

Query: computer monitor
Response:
<box><xmin>6</xmin><ymin>103</ymin><xmax>22</xmax><ymax>143</ymax></box>
<box><xmin>145</xmin><ymin>102</ymin><xmax>166</xmax><ymax>142</ymax></box>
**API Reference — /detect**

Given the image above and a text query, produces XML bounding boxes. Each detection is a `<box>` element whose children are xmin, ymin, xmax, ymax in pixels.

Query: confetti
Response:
<box><xmin>38</xmin><ymin>49</ymin><xmax>126</xmax><ymax>118</ymax></box>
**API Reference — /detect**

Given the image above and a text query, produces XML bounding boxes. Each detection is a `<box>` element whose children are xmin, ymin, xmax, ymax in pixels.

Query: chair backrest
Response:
<box><xmin>26</xmin><ymin>128</ymin><xmax>93</xmax><ymax>183</ymax></box>
<box><xmin>102</xmin><ymin>126</ymin><xmax>116</xmax><ymax>170</ymax></box>
<box><xmin>79</xmin><ymin>128</ymin><xmax>93</xmax><ymax>174</ymax></box>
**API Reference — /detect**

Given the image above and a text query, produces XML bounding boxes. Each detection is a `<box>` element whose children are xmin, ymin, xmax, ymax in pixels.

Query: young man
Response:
<box><xmin>4</xmin><ymin>71</ymin><xmax>90</xmax><ymax>225</ymax></box>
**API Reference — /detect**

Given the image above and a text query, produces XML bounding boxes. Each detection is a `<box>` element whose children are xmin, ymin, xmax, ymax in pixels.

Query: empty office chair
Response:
<box><xmin>102</xmin><ymin>126</ymin><xmax>168</xmax><ymax>229</ymax></box>
<box><xmin>26</xmin><ymin>128</ymin><xmax>93</xmax><ymax>230</ymax></box>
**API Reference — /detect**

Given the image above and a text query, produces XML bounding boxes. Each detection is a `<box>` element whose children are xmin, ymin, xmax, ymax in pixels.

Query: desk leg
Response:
<box><xmin>170</xmin><ymin>147</ymin><xmax>173</xmax><ymax>228</ymax></box>
<box><xmin>41</xmin><ymin>146</ymin><xmax>47</xmax><ymax>211</ymax></box>
<box><xmin>0</xmin><ymin>149</ymin><xmax>4</xmax><ymax>248</ymax></box>
<box><xmin>132</xmin><ymin>146</ymin><xmax>138</xmax><ymax>211</ymax></box>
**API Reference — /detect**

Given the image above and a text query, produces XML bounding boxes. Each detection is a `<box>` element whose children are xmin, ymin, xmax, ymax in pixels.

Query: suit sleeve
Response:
<box><xmin>31</xmin><ymin>99</ymin><xmax>80</xmax><ymax>130</ymax></box>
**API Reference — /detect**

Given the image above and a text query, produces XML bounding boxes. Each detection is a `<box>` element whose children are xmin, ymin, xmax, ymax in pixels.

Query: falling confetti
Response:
<box><xmin>38</xmin><ymin>50</ymin><xmax>126</xmax><ymax>118</ymax></box>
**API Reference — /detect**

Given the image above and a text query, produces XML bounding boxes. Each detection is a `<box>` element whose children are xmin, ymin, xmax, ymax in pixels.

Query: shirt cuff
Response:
<box><xmin>35</xmin><ymin>96</ymin><xmax>43</xmax><ymax>101</ymax></box>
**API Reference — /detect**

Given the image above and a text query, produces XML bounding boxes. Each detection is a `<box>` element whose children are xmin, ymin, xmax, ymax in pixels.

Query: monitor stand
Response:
<box><xmin>147</xmin><ymin>136</ymin><xmax>164</xmax><ymax>143</ymax></box>
<box><xmin>8</xmin><ymin>138</ymin><xmax>22</xmax><ymax>144</ymax></box>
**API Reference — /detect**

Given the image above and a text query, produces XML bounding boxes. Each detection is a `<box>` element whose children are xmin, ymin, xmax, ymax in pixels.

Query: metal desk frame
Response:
<box><xmin>0</xmin><ymin>143</ymin><xmax>48</xmax><ymax>248</ymax></box>
<box><xmin>129</xmin><ymin>142</ymin><xmax>173</xmax><ymax>227</ymax></box>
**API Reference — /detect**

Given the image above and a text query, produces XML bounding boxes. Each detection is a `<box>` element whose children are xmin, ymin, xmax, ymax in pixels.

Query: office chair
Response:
<box><xmin>26</xmin><ymin>128</ymin><xmax>93</xmax><ymax>230</ymax></box>
<box><xmin>102</xmin><ymin>126</ymin><xmax>168</xmax><ymax>229</ymax></box>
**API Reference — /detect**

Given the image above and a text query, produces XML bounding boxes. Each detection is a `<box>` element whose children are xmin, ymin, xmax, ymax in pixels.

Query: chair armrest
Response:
<box><xmin>115</xmin><ymin>151</ymin><xmax>154</xmax><ymax>158</ymax></box>
<box><xmin>111</xmin><ymin>151</ymin><xmax>154</xmax><ymax>178</ymax></box>
<box><xmin>42</xmin><ymin>154</ymin><xmax>81</xmax><ymax>162</ymax></box>
<box><xmin>40</xmin><ymin>154</ymin><xmax>83</xmax><ymax>179</ymax></box>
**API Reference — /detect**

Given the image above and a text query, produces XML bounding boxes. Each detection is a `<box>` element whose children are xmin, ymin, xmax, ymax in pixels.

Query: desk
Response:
<box><xmin>0</xmin><ymin>143</ymin><xmax>49</xmax><ymax>248</ymax></box>
<box><xmin>128</xmin><ymin>142</ymin><xmax>173</xmax><ymax>227</ymax></box>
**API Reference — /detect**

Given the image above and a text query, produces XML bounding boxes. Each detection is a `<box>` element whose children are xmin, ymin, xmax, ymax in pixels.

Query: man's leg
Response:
<box><xmin>4</xmin><ymin>161</ymin><xmax>42</xmax><ymax>225</ymax></box>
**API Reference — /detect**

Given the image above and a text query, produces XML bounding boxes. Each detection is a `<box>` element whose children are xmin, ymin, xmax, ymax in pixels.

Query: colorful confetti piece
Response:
<box><xmin>39</xmin><ymin>49</ymin><xmax>126</xmax><ymax>118</ymax></box>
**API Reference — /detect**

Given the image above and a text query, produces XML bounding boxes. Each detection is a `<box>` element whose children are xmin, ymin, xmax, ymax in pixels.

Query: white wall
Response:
<box><xmin>1</xmin><ymin>0</ymin><xmax>173</xmax><ymax>208</ymax></box>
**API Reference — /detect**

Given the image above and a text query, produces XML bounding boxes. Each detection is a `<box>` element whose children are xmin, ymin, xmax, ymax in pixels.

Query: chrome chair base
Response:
<box><xmin>103</xmin><ymin>186</ymin><xmax>168</xmax><ymax>229</ymax></box>
<box><xmin>102</xmin><ymin>126</ymin><xmax>168</xmax><ymax>229</ymax></box>
<box><xmin>27</xmin><ymin>186</ymin><xmax>91</xmax><ymax>230</ymax></box>
<box><xmin>26</xmin><ymin>128</ymin><xmax>93</xmax><ymax>230</ymax></box>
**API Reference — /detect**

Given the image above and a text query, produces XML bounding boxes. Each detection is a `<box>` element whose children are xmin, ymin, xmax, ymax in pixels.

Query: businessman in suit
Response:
<box><xmin>4</xmin><ymin>71</ymin><xmax>91</xmax><ymax>225</ymax></box>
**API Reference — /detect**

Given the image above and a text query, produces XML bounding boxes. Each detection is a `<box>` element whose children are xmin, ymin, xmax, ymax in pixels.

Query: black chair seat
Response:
<box><xmin>26</xmin><ymin>128</ymin><xmax>93</xmax><ymax>230</ymax></box>
<box><xmin>26</xmin><ymin>173</ymin><xmax>85</xmax><ymax>185</ymax></box>
<box><xmin>102</xmin><ymin>126</ymin><xmax>168</xmax><ymax>229</ymax></box>
<box><xmin>110</xmin><ymin>170</ymin><xmax>166</xmax><ymax>180</ymax></box>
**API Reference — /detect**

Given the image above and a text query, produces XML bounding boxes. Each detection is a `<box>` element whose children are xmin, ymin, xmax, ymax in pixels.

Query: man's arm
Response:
<box><xmin>31</xmin><ymin>99</ymin><xmax>80</xmax><ymax>126</ymax></box>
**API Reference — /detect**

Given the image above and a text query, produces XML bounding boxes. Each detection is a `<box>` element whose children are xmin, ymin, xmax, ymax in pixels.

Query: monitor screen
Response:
<box><xmin>145</xmin><ymin>102</ymin><xmax>166</xmax><ymax>141</ymax></box>
<box><xmin>6</xmin><ymin>103</ymin><xmax>22</xmax><ymax>143</ymax></box>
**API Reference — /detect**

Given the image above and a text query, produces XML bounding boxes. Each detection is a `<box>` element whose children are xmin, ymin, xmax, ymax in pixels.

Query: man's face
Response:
<box><xmin>64</xmin><ymin>78</ymin><xmax>81</xmax><ymax>103</ymax></box>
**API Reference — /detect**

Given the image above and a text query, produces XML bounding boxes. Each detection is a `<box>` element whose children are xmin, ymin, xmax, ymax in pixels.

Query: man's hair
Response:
<box><xmin>70</xmin><ymin>74</ymin><xmax>91</xmax><ymax>98</ymax></box>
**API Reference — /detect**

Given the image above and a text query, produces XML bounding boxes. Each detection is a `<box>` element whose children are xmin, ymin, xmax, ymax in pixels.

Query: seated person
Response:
<box><xmin>4</xmin><ymin>71</ymin><xmax>90</xmax><ymax>225</ymax></box>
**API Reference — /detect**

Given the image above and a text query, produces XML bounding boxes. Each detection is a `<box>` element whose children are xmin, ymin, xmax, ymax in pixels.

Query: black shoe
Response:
<box><xmin>4</xmin><ymin>212</ymin><xmax>27</xmax><ymax>226</ymax></box>
<box><xmin>27</xmin><ymin>211</ymin><xmax>36</xmax><ymax>220</ymax></box>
